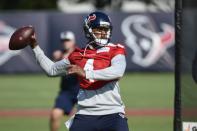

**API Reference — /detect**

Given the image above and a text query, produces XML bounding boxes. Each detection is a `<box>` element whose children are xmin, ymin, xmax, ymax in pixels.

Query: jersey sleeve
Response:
<box><xmin>85</xmin><ymin>54</ymin><xmax>126</xmax><ymax>80</ymax></box>
<box><xmin>33</xmin><ymin>46</ymin><xmax>70</xmax><ymax>76</ymax></box>
<box><xmin>110</xmin><ymin>44</ymin><xmax>126</xmax><ymax>59</ymax></box>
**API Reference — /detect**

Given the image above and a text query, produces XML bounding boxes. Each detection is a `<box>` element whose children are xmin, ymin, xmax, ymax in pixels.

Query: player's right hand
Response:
<box><xmin>29</xmin><ymin>33</ymin><xmax>38</xmax><ymax>49</ymax></box>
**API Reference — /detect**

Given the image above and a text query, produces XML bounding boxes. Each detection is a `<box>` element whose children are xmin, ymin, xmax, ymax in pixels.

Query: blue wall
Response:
<box><xmin>0</xmin><ymin>12</ymin><xmax>174</xmax><ymax>73</ymax></box>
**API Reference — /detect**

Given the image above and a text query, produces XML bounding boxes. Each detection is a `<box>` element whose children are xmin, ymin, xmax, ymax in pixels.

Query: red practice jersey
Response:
<box><xmin>68</xmin><ymin>43</ymin><xmax>126</xmax><ymax>90</ymax></box>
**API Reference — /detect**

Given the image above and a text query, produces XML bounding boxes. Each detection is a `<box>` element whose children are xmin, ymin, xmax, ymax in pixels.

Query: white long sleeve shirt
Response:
<box><xmin>33</xmin><ymin>45</ymin><xmax>126</xmax><ymax>115</ymax></box>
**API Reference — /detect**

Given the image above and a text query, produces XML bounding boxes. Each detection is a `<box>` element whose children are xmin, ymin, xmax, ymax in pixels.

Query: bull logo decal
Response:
<box><xmin>0</xmin><ymin>21</ymin><xmax>21</xmax><ymax>66</ymax></box>
<box><xmin>88</xmin><ymin>14</ymin><xmax>96</xmax><ymax>22</ymax></box>
<box><xmin>121</xmin><ymin>15</ymin><xmax>174</xmax><ymax>68</ymax></box>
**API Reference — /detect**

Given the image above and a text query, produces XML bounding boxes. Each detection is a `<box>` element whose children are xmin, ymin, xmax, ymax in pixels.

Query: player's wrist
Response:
<box><xmin>30</xmin><ymin>42</ymin><xmax>38</xmax><ymax>49</ymax></box>
<box><xmin>32</xmin><ymin>45</ymin><xmax>43</xmax><ymax>55</ymax></box>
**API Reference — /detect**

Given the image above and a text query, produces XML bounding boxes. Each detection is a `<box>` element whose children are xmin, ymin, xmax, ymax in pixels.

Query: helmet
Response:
<box><xmin>83</xmin><ymin>11</ymin><xmax>112</xmax><ymax>46</ymax></box>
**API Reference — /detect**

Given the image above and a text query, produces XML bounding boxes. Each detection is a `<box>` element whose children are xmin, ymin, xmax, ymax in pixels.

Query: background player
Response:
<box><xmin>50</xmin><ymin>31</ymin><xmax>79</xmax><ymax>131</ymax></box>
<box><xmin>29</xmin><ymin>11</ymin><xmax>129</xmax><ymax>131</ymax></box>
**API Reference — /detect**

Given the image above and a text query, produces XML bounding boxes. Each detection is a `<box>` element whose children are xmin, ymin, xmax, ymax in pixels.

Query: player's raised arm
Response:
<box><xmin>8</xmin><ymin>26</ymin><xmax>70</xmax><ymax>77</ymax></box>
<box><xmin>32</xmin><ymin>45</ymin><xmax>70</xmax><ymax>76</ymax></box>
<box><xmin>30</xmin><ymin>37</ymin><xmax>70</xmax><ymax>77</ymax></box>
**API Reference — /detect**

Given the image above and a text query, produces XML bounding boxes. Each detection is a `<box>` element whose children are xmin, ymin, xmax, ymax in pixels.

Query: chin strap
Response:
<box><xmin>83</xmin><ymin>40</ymin><xmax>107</xmax><ymax>56</ymax></box>
<box><xmin>83</xmin><ymin>42</ymin><xmax>92</xmax><ymax>56</ymax></box>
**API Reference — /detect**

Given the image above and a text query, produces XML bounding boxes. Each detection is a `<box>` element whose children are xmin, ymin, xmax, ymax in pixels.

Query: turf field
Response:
<box><xmin>0</xmin><ymin>73</ymin><xmax>174</xmax><ymax>131</ymax></box>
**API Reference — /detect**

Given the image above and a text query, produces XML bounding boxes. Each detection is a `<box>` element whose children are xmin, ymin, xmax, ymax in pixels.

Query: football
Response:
<box><xmin>9</xmin><ymin>26</ymin><xmax>35</xmax><ymax>50</ymax></box>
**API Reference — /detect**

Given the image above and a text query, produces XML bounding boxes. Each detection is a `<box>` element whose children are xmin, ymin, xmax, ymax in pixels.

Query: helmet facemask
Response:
<box><xmin>91</xmin><ymin>26</ymin><xmax>111</xmax><ymax>46</ymax></box>
<box><xmin>84</xmin><ymin>15</ymin><xmax>112</xmax><ymax>47</ymax></box>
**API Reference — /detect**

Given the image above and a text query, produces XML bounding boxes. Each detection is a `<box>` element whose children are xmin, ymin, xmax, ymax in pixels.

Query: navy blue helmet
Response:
<box><xmin>83</xmin><ymin>11</ymin><xmax>112</xmax><ymax>46</ymax></box>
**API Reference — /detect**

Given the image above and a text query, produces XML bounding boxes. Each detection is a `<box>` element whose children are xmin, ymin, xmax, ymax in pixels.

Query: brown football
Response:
<box><xmin>9</xmin><ymin>26</ymin><xmax>35</xmax><ymax>50</ymax></box>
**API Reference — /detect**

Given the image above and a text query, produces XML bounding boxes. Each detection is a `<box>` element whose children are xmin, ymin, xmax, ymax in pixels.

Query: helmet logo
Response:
<box><xmin>88</xmin><ymin>14</ymin><xmax>96</xmax><ymax>22</ymax></box>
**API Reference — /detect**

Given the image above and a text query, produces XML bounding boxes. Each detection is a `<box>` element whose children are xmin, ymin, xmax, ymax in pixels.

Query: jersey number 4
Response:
<box><xmin>84</xmin><ymin>59</ymin><xmax>95</xmax><ymax>82</ymax></box>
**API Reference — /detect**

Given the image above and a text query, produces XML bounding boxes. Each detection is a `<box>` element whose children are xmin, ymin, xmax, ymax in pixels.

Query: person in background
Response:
<box><xmin>50</xmin><ymin>31</ymin><xmax>79</xmax><ymax>131</ymax></box>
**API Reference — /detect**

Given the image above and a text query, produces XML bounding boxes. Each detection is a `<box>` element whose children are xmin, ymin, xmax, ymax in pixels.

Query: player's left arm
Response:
<box><xmin>85</xmin><ymin>54</ymin><xmax>126</xmax><ymax>81</ymax></box>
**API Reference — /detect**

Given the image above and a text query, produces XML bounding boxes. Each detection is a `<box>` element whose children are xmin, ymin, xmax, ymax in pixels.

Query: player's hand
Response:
<box><xmin>67</xmin><ymin>65</ymin><xmax>85</xmax><ymax>78</ymax></box>
<box><xmin>29</xmin><ymin>33</ymin><xmax>38</xmax><ymax>49</ymax></box>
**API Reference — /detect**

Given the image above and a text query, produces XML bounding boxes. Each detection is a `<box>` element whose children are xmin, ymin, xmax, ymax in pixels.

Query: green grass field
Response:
<box><xmin>0</xmin><ymin>73</ymin><xmax>174</xmax><ymax>131</ymax></box>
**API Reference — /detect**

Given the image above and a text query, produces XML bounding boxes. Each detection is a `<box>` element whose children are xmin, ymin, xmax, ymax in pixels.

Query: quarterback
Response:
<box><xmin>30</xmin><ymin>11</ymin><xmax>129</xmax><ymax>131</ymax></box>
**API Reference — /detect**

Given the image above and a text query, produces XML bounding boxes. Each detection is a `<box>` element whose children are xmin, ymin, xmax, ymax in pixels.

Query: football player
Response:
<box><xmin>50</xmin><ymin>31</ymin><xmax>79</xmax><ymax>131</ymax></box>
<box><xmin>30</xmin><ymin>11</ymin><xmax>129</xmax><ymax>131</ymax></box>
